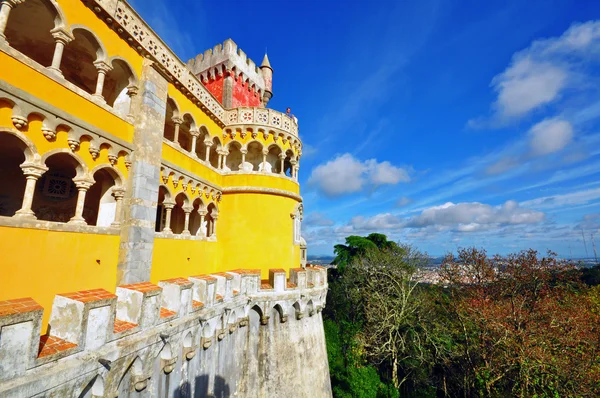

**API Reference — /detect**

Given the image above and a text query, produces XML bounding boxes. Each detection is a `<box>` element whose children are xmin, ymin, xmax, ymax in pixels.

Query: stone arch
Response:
<box><xmin>209</xmin><ymin>136</ymin><xmax>221</xmax><ymax>168</ymax></box>
<box><xmin>178</xmin><ymin>113</ymin><xmax>195</xmax><ymax>151</ymax></box>
<box><xmin>307</xmin><ymin>299</ymin><xmax>315</xmax><ymax>317</ymax></box>
<box><xmin>33</xmin><ymin>151</ymin><xmax>87</xmax><ymax>222</ymax></box>
<box><xmin>78</xmin><ymin>374</ymin><xmax>105</xmax><ymax>398</ymax></box>
<box><xmin>225</xmin><ymin>140</ymin><xmax>242</xmax><ymax>171</ymax></box>
<box><xmin>205</xmin><ymin>202</ymin><xmax>218</xmax><ymax>238</ymax></box>
<box><xmin>171</xmin><ymin>191</ymin><xmax>190</xmax><ymax>234</ymax></box>
<box><xmin>40</xmin><ymin>149</ymin><xmax>87</xmax><ymax>177</ymax></box>
<box><xmin>61</xmin><ymin>26</ymin><xmax>107</xmax><ymax>95</ymax></box>
<box><xmin>4</xmin><ymin>0</ymin><xmax>65</xmax><ymax>67</ymax></box>
<box><xmin>0</xmin><ymin>127</ymin><xmax>39</xmax><ymax>164</ymax></box>
<box><xmin>83</xmin><ymin>165</ymin><xmax>123</xmax><ymax>226</ymax></box>
<box><xmin>104</xmin><ymin>56</ymin><xmax>138</xmax><ymax>111</ymax></box>
<box><xmin>162</xmin><ymin>97</ymin><xmax>179</xmax><ymax>142</ymax></box>
<box><xmin>201</xmin><ymin>322</ymin><xmax>213</xmax><ymax>338</ymax></box>
<box><xmin>189</xmin><ymin>196</ymin><xmax>205</xmax><ymax>236</ymax></box>
<box><xmin>195</xmin><ymin>125</ymin><xmax>210</xmax><ymax>159</ymax></box>
<box><xmin>284</xmin><ymin>148</ymin><xmax>295</xmax><ymax>177</ymax></box>
<box><xmin>0</xmin><ymin>131</ymin><xmax>37</xmax><ymax>217</ymax></box>
<box><xmin>155</xmin><ymin>185</ymin><xmax>173</xmax><ymax>232</ymax></box>
<box><xmin>266</xmin><ymin>143</ymin><xmax>283</xmax><ymax>174</ymax></box>
<box><xmin>244</xmin><ymin>140</ymin><xmax>263</xmax><ymax>171</ymax></box>
<box><xmin>272</xmin><ymin>303</ymin><xmax>285</xmax><ymax>323</ymax></box>
<box><xmin>117</xmin><ymin>356</ymin><xmax>145</xmax><ymax>396</ymax></box>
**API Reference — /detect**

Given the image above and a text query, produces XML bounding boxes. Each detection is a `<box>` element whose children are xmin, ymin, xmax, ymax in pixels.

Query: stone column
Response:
<box><xmin>0</xmin><ymin>0</ymin><xmax>24</xmax><ymax>44</ymax></box>
<box><xmin>172</xmin><ymin>116</ymin><xmax>183</xmax><ymax>144</ymax></box>
<box><xmin>14</xmin><ymin>163</ymin><xmax>47</xmax><ymax>219</ymax></box>
<box><xmin>204</xmin><ymin>139</ymin><xmax>213</xmax><ymax>162</ymax></box>
<box><xmin>111</xmin><ymin>188</ymin><xmax>126</xmax><ymax>227</ymax></box>
<box><xmin>190</xmin><ymin>129</ymin><xmax>199</xmax><ymax>154</ymax></box>
<box><xmin>279</xmin><ymin>153</ymin><xmax>285</xmax><ymax>175</ymax></box>
<box><xmin>126</xmin><ymin>85</ymin><xmax>138</xmax><ymax>121</ymax></box>
<box><xmin>197</xmin><ymin>210</ymin><xmax>207</xmax><ymax>237</ymax></box>
<box><xmin>47</xmin><ymin>27</ymin><xmax>73</xmax><ymax>76</ymax></box>
<box><xmin>295</xmin><ymin>164</ymin><xmax>300</xmax><ymax>181</ymax></box>
<box><xmin>241</xmin><ymin>148</ymin><xmax>247</xmax><ymax>166</ymax></box>
<box><xmin>222</xmin><ymin>150</ymin><xmax>229</xmax><ymax>170</ymax></box>
<box><xmin>182</xmin><ymin>206</ymin><xmax>192</xmax><ymax>236</ymax></box>
<box><xmin>217</xmin><ymin>150</ymin><xmax>223</xmax><ymax>170</ymax></box>
<box><xmin>92</xmin><ymin>60</ymin><xmax>112</xmax><ymax>103</ymax></box>
<box><xmin>117</xmin><ymin>59</ymin><xmax>169</xmax><ymax>285</ymax></box>
<box><xmin>69</xmin><ymin>178</ymin><xmax>94</xmax><ymax>225</ymax></box>
<box><xmin>290</xmin><ymin>159</ymin><xmax>298</xmax><ymax>179</ymax></box>
<box><xmin>261</xmin><ymin>149</ymin><xmax>268</xmax><ymax>173</ymax></box>
<box><xmin>162</xmin><ymin>202</ymin><xmax>174</xmax><ymax>233</ymax></box>
<box><xmin>210</xmin><ymin>215</ymin><xmax>218</xmax><ymax>238</ymax></box>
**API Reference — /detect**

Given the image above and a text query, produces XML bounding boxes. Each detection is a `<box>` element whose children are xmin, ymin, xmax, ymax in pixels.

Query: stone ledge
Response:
<box><xmin>0</xmin><ymin>216</ymin><xmax>120</xmax><ymax>235</ymax></box>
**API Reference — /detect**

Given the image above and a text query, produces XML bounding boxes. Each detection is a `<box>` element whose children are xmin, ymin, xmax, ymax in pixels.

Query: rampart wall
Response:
<box><xmin>0</xmin><ymin>267</ymin><xmax>332</xmax><ymax>397</ymax></box>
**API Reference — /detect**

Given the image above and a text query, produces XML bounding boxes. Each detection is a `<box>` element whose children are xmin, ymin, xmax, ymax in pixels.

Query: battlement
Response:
<box><xmin>187</xmin><ymin>39</ymin><xmax>265</xmax><ymax>91</ymax></box>
<box><xmin>187</xmin><ymin>39</ymin><xmax>273</xmax><ymax>108</ymax></box>
<box><xmin>0</xmin><ymin>267</ymin><xmax>328</xmax><ymax>397</ymax></box>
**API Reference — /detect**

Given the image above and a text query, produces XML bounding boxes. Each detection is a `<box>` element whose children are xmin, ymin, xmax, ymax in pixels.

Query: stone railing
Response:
<box><xmin>0</xmin><ymin>266</ymin><xmax>328</xmax><ymax>397</ymax></box>
<box><xmin>224</xmin><ymin>107</ymin><xmax>299</xmax><ymax>138</ymax></box>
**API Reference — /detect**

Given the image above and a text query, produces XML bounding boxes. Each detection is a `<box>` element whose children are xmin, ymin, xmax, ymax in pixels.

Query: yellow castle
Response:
<box><xmin>0</xmin><ymin>0</ymin><xmax>307</xmax><ymax>329</ymax></box>
<box><xmin>0</xmin><ymin>1</ymin><xmax>332</xmax><ymax>397</ymax></box>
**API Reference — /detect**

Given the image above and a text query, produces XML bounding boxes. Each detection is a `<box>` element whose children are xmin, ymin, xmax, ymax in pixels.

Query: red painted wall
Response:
<box><xmin>232</xmin><ymin>75</ymin><xmax>261</xmax><ymax>108</ymax></box>
<box><xmin>203</xmin><ymin>75</ymin><xmax>224</xmax><ymax>104</ymax></box>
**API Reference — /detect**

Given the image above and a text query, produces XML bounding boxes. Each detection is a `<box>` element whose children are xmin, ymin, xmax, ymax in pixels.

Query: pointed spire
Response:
<box><xmin>261</xmin><ymin>53</ymin><xmax>272</xmax><ymax>69</ymax></box>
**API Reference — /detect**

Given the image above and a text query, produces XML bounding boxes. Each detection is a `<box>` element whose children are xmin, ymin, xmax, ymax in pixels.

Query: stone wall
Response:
<box><xmin>0</xmin><ymin>267</ymin><xmax>332</xmax><ymax>397</ymax></box>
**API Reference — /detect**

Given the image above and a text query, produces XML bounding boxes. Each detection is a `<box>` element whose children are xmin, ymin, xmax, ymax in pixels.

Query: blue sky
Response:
<box><xmin>131</xmin><ymin>0</ymin><xmax>600</xmax><ymax>257</ymax></box>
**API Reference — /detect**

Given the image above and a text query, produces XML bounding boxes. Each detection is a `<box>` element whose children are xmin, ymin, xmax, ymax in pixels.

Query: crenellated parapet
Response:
<box><xmin>0</xmin><ymin>266</ymin><xmax>328</xmax><ymax>397</ymax></box>
<box><xmin>187</xmin><ymin>39</ymin><xmax>266</xmax><ymax>100</ymax></box>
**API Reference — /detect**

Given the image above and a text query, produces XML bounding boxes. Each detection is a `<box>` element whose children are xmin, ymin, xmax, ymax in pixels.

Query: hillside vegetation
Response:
<box><xmin>324</xmin><ymin>234</ymin><xmax>600</xmax><ymax>397</ymax></box>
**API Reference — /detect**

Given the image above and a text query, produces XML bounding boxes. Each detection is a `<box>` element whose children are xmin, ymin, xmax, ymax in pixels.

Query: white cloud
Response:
<box><xmin>492</xmin><ymin>59</ymin><xmax>567</xmax><ymax>119</ymax></box>
<box><xmin>304</xmin><ymin>212</ymin><xmax>335</xmax><ymax>227</ymax></box>
<box><xmin>475</xmin><ymin>20</ymin><xmax>600</xmax><ymax>124</ymax></box>
<box><xmin>350</xmin><ymin>213</ymin><xmax>404</xmax><ymax>231</ymax></box>
<box><xmin>396</xmin><ymin>196</ymin><xmax>413</xmax><ymax>207</ymax></box>
<box><xmin>406</xmin><ymin>200</ymin><xmax>545</xmax><ymax>230</ymax></box>
<box><xmin>529</xmin><ymin>118</ymin><xmax>573</xmax><ymax>155</ymax></box>
<box><xmin>308</xmin><ymin>154</ymin><xmax>410</xmax><ymax>196</ymax></box>
<box><xmin>520</xmin><ymin>187</ymin><xmax>600</xmax><ymax>210</ymax></box>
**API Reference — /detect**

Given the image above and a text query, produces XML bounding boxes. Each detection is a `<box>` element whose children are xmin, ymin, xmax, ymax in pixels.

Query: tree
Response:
<box><xmin>440</xmin><ymin>248</ymin><xmax>600</xmax><ymax>397</ymax></box>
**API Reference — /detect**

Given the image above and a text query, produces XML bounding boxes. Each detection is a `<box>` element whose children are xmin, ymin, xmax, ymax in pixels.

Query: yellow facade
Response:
<box><xmin>0</xmin><ymin>0</ymin><xmax>304</xmax><ymax>332</ymax></box>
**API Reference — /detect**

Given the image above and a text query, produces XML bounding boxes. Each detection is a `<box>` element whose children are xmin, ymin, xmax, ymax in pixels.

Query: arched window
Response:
<box><xmin>178</xmin><ymin>114</ymin><xmax>195</xmax><ymax>152</ymax></box>
<box><xmin>0</xmin><ymin>133</ymin><xmax>27</xmax><ymax>217</ymax></box>
<box><xmin>83</xmin><ymin>168</ymin><xmax>120</xmax><ymax>226</ymax></box>
<box><xmin>62</xmin><ymin>28</ymin><xmax>105</xmax><ymax>95</ymax></box>
<box><xmin>225</xmin><ymin>142</ymin><xmax>243</xmax><ymax>171</ymax></box>
<box><xmin>195</xmin><ymin>126</ymin><xmax>209</xmax><ymax>160</ymax></box>
<box><xmin>189</xmin><ymin>197</ymin><xmax>205</xmax><ymax>236</ymax></box>
<box><xmin>170</xmin><ymin>192</ymin><xmax>188</xmax><ymax>234</ymax></box>
<box><xmin>209</xmin><ymin>137</ymin><xmax>221</xmax><ymax>169</ymax></box>
<box><xmin>284</xmin><ymin>149</ymin><xmax>294</xmax><ymax>177</ymax></box>
<box><xmin>155</xmin><ymin>185</ymin><xmax>171</xmax><ymax>232</ymax></box>
<box><xmin>246</xmin><ymin>141</ymin><xmax>263</xmax><ymax>171</ymax></box>
<box><xmin>103</xmin><ymin>58</ymin><xmax>136</xmax><ymax>111</ymax></box>
<box><xmin>205</xmin><ymin>203</ymin><xmax>218</xmax><ymax>238</ymax></box>
<box><xmin>162</xmin><ymin>98</ymin><xmax>178</xmax><ymax>142</ymax></box>
<box><xmin>4</xmin><ymin>0</ymin><xmax>59</xmax><ymax>67</ymax></box>
<box><xmin>32</xmin><ymin>153</ymin><xmax>82</xmax><ymax>222</ymax></box>
<box><xmin>266</xmin><ymin>145</ymin><xmax>282</xmax><ymax>174</ymax></box>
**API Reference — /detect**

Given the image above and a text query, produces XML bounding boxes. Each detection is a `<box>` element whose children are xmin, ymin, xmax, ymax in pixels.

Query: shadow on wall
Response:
<box><xmin>176</xmin><ymin>375</ymin><xmax>230</xmax><ymax>398</ymax></box>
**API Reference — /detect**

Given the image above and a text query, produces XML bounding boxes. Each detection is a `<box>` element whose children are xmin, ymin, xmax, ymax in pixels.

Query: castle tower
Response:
<box><xmin>187</xmin><ymin>39</ymin><xmax>271</xmax><ymax>109</ymax></box>
<box><xmin>260</xmin><ymin>53</ymin><xmax>273</xmax><ymax>107</ymax></box>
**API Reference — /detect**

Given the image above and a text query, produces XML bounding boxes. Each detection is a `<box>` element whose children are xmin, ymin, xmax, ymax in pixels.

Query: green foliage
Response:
<box><xmin>325</xmin><ymin>238</ymin><xmax>600</xmax><ymax>397</ymax></box>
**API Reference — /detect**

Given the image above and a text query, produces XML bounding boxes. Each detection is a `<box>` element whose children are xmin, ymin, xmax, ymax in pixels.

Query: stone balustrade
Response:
<box><xmin>224</xmin><ymin>107</ymin><xmax>299</xmax><ymax>139</ymax></box>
